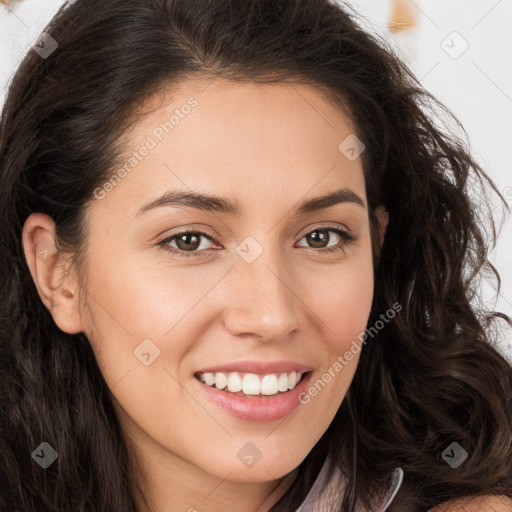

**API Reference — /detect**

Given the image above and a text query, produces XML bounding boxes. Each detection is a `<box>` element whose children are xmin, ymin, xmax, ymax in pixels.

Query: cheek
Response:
<box><xmin>79</xmin><ymin>248</ymin><xmax>236</xmax><ymax>400</ymax></box>
<box><xmin>315</xmin><ymin>266</ymin><xmax>373</xmax><ymax>349</ymax></box>
<box><xmin>83</xmin><ymin>247</ymin><xmax>213</xmax><ymax>340</ymax></box>
<box><xmin>293</xmin><ymin>252</ymin><xmax>374</xmax><ymax>416</ymax></box>
<box><xmin>302</xmin><ymin>253</ymin><xmax>375</xmax><ymax>350</ymax></box>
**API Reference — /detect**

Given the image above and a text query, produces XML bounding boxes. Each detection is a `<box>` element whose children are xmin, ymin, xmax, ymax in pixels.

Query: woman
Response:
<box><xmin>0</xmin><ymin>0</ymin><xmax>511</xmax><ymax>510</ymax></box>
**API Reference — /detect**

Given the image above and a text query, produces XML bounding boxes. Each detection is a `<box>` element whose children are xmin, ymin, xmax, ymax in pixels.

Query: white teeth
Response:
<box><xmin>242</xmin><ymin>374</ymin><xmax>260</xmax><ymax>395</ymax></box>
<box><xmin>214</xmin><ymin>372</ymin><xmax>227</xmax><ymax>390</ymax></box>
<box><xmin>227</xmin><ymin>372</ymin><xmax>243</xmax><ymax>392</ymax></box>
<box><xmin>277</xmin><ymin>373</ymin><xmax>289</xmax><ymax>392</ymax></box>
<box><xmin>260</xmin><ymin>374</ymin><xmax>279</xmax><ymax>395</ymax></box>
<box><xmin>198</xmin><ymin>371</ymin><xmax>305</xmax><ymax>396</ymax></box>
<box><xmin>287</xmin><ymin>371</ymin><xmax>297</xmax><ymax>390</ymax></box>
<box><xmin>204</xmin><ymin>373</ymin><xmax>215</xmax><ymax>386</ymax></box>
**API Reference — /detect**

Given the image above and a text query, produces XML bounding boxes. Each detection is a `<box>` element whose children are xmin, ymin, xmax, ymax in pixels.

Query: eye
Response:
<box><xmin>295</xmin><ymin>226</ymin><xmax>357</xmax><ymax>255</ymax></box>
<box><xmin>157</xmin><ymin>230</ymin><xmax>219</xmax><ymax>258</ymax></box>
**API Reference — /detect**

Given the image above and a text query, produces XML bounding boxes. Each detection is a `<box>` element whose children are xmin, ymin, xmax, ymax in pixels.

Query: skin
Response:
<box><xmin>22</xmin><ymin>78</ymin><xmax>390</xmax><ymax>512</ymax></box>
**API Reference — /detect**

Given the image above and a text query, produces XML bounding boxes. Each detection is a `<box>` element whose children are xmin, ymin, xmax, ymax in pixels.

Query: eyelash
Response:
<box><xmin>156</xmin><ymin>224</ymin><xmax>358</xmax><ymax>258</ymax></box>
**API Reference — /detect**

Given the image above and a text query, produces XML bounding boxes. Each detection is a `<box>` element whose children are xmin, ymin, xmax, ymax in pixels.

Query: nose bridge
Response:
<box><xmin>223</xmin><ymin>234</ymin><xmax>302</xmax><ymax>340</ymax></box>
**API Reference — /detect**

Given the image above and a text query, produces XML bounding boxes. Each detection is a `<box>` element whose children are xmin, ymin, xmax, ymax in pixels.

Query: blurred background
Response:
<box><xmin>1</xmin><ymin>0</ymin><xmax>511</xmax><ymax>360</ymax></box>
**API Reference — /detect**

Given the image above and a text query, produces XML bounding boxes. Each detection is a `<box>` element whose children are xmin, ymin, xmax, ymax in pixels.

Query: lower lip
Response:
<box><xmin>194</xmin><ymin>372</ymin><xmax>313</xmax><ymax>422</ymax></box>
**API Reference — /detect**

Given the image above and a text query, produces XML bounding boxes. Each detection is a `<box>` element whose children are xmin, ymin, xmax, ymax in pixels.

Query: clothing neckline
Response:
<box><xmin>295</xmin><ymin>453</ymin><xmax>404</xmax><ymax>511</ymax></box>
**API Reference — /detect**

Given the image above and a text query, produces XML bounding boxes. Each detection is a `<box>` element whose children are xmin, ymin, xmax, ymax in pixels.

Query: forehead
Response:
<box><xmin>90</xmin><ymin>78</ymin><xmax>366</xmax><ymax>219</ymax></box>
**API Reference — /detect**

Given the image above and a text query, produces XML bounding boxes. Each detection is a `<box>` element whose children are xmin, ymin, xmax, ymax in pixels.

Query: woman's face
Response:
<box><xmin>24</xmin><ymin>78</ymin><xmax>386</xmax><ymax>500</ymax></box>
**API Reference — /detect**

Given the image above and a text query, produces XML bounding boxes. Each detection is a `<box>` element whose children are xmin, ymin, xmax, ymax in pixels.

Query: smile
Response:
<box><xmin>194</xmin><ymin>370</ymin><xmax>305</xmax><ymax>396</ymax></box>
<box><xmin>193</xmin><ymin>371</ymin><xmax>314</xmax><ymax>422</ymax></box>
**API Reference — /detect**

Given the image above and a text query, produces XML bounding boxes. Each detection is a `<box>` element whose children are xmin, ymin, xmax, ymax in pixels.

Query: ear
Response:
<box><xmin>374</xmin><ymin>205</ymin><xmax>389</xmax><ymax>249</ymax></box>
<box><xmin>22</xmin><ymin>212</ymin><xmax>84</xmax><ymax>334</ymax></box>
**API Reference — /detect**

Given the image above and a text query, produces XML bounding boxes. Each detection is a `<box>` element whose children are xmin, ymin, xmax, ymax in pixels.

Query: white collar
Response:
<box><xmin>295</xmin><ymin>453</ymin><xmax>404</xmax><ymax>512</ymax></box>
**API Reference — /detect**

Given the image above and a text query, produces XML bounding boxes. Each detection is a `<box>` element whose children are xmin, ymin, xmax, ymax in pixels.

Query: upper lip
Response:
<box><xmin>195</xmin><ymin>360</ymin><xmax>313</xmax><ymax>375</ymax></box>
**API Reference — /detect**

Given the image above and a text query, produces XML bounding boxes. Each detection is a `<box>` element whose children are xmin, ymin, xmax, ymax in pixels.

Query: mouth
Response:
<box><xmin>193</xmin><ymin>369</ymin><xmax>314</xmax><ymax>422</ymax></box>
<box><xmin>193</xmin><ymin>370</ymin><xmax>313</xmax><ymax>398</ymax></box>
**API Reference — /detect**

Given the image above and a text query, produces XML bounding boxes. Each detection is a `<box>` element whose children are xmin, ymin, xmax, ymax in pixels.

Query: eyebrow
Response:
<box><xmin>134</xmin><ymin>187</ymin><xmax>365</xmax><ymax>218</ymax></box>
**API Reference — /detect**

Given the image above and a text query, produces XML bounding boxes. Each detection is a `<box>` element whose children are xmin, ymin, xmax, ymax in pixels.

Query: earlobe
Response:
<box><xmin>21</xmin><ymin>212</ymin><xmax>83</xmax><ymax>334</ymax></box>
<box><xmin>374</xmin><ymin>205</ymin><xmax>389</xmax><ymax>248</ymax></box>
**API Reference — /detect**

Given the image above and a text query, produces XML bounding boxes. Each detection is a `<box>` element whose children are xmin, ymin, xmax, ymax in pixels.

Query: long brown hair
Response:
<box><xmin>1</xmin><ymin>1</ymin><xmax>511</xmax><ymax>511</ymax></box>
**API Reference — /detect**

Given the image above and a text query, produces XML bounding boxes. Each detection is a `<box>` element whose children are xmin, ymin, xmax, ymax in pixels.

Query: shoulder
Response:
<box><xmin>428</xmin><ymin>494</ymin><xmax>512</xmax><ymax>511</ymax></box>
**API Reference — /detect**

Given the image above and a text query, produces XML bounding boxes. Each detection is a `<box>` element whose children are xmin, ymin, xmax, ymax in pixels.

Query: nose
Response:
<box><xmin>222</xmin><ymin>246</ymin><xmax>304</xmax><ymax>343</ymax></box>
